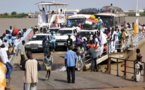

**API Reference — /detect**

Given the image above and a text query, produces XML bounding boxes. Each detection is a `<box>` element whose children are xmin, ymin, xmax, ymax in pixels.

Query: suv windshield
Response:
<box><xmin>47</xmin><ymin>29</ymin><xmax>59</xmax><ymax>34</ymax></box>
<box><xmin>57</xmin><ymin>30</ymin><xmax>72</xmax><ymax>35</ymax></box>
<box><xmin>95</xmin><ymin>15</ymin><xmax>113</xmax><ymax>27</ymax></box>
<box><xmin>31</xmin><ymin>35</ymin><xmax>47</xmax><ymax>40</ymax></box>
<box><xmin>67</xmin><ymin>18</ymin><xmax>86</xmax><ymax>27</ymax></box>
<box><xmin>82</xmin><ymin>24</ymin><xmax>98</xmax><ymax>30</ymax></box>
<box><xmin>79</xmin><ymin>32</ymin><xmax>90</xmax><ymax>37</ymax></box>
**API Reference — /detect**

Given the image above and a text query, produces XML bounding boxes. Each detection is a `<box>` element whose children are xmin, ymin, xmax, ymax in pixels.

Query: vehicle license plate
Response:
<box><xmin>57</xmin><ymin>43</ymin><xmax>64</xmax><ymax>45</ymax></box>
<box><xmin>32</xmin><ymin>47</ymin><xmax>38</xmax><ymax>49</ymax></box>
<box><xmin>31</xmin><ymin>44</ymin><xmax>38</xmax><ymax>49</ymax></box>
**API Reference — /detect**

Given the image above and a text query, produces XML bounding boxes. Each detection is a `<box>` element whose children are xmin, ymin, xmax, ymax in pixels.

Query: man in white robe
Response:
<box><xmin>99</xmin><ymin>31</ymin><xmax>107</xmax><ymax>56</ymax></box>
<box><xmin>109</xmin><ymin>29</ymin><xmax>116</xmax><ymax>53</ymax></box>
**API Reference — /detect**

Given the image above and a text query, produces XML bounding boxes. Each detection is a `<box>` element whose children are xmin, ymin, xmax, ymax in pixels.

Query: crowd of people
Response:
<box><xmin>0</xmin><ymin>26</ymin><xmax>28</xmax><ymax>64</ymax></box>
<box><xmin>0</xmin><ymin>26</ymin><xmax>30</xmax><ymax>90</ymax></box>
<box><xmin>35</xmin><ymin>21</ymin><xmax>145</xmax><ymax>57</ymax></box>
<box><xmin>1</xmin><ymin>21</ymin><xmax>145</xmax><ymax>89</ymax></box>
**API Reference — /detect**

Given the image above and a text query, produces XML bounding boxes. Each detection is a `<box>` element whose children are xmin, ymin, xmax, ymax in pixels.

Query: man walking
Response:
<box><xmin>65</xmin><ymin>46</ymin><xmax>77</xmax><ymax>83</ymax></box>
<box><xmin>23</xmin><ymin>51</ymin><xmax>41</xmax><ymax>90</ymax></box>
<box><xmin>18</xmin><ymin>40</ymin><xmax>26</xmax><ymax>66</ymax></box>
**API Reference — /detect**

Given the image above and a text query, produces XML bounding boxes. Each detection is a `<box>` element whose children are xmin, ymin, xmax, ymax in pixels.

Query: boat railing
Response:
<box><xmin>105</xmin><ymin>57</ymin><xmax>145</xmax><ymax>82</ymax></box>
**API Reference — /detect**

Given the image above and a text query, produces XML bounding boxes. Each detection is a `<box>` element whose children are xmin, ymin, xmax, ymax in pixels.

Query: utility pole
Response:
<box><xmin>135</xmin><ymin>0</ymin><xmax>139</xmax><ymax>46</ymax></box>
<box><xmin>136</xmin><ymin>0</ymin><xmax>139</xmax><ymax>31</ymax></box>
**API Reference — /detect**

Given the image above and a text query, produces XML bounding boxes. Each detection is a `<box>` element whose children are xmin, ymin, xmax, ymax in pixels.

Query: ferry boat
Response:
<box><xmin>95</xmin><ymin>5</ymin><xmax>126</xmax><ymax>27</ymax></box>
<box><xmin>35</xmin><ymin>1</ymin><xmax>68</xmax><ymax>28</ymax></box>
<box><xmin>75</xmin><ymin>6</ymin><xmax>143</xmax><ymax>71</ymax></box>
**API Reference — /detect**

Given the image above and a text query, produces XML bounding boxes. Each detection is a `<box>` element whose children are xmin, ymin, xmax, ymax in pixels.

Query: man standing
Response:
<box><xmin>18</xmin><ymin>40</ymin><xmax>26</xmax><ymax>66</ymax></box>
<box><xmin>65</xmin><ymin>46</ymin><xmax>77</xmax><ymax>83</ymax></box>
<box><xmin>42</xmin><ymin>36</ymin><xmax>50</xmax><ymax>56</ymax></box>
<box><xmin>109</xmin><ymin>28</ymin><xmax>116</xmax><ymax>53</ymax></box>
<box><xmin>86</xmin><ymin>47</ymin><xmax>97</xmax><ymax>72</ymax></box>
<box><xmin>24</xmin><ymin>51</ymin><xmax>41</xmax><ymax>90</ymax></box>
<box><xmin>98</xmin><ymin>17</ymin><xmax>103</xmax><ymax>29</ymax></box>
<box><xmin>66</xmin><ymin>35</ymin><xmax>73</xmax><ymax>50</ymax></box>
<box><xmin>75</xmin><ymin>33</ymin><xmax>82</xmax><ymax>46</ymax></box>
<box><xmin>0</xmin><ymin>44</ymin><xmax>9</xmax><ymax>64</ymax></box>
<box><xmin>50</xmin><ymin>32</ymin><xmax>56</xmax><ymax>52</ymax></box>
<box><xmin>9</xmin><ymin>26</ymin><xmax>13</xmax><ymax>34</ymax></box>
<box><xmin>40</xmin><ymin>7</ymin><xmax>47</xmax><ymax>23</ymax></box>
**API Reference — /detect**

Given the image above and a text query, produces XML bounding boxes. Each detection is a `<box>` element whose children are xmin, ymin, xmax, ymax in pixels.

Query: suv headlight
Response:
<box><xmin>38</xmin><ymin>44</ymin><xmax>42</xmax><ymax>47</ymax></box>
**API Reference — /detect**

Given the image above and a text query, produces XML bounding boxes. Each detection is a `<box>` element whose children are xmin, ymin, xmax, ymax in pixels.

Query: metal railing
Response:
<box><xmin>107</xmin><ymin>28</ymin><xmax>145</xmax><ymax>54</ymax></box>
<box><xmin>105</xmin><ymin>57</ymin><xmax>145</xmax><ymax>82</ymax></box>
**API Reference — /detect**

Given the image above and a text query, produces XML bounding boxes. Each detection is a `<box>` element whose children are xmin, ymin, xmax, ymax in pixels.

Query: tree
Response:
<box><xmin>11</xmin><ymin>11</ymin><xmax>17</xmax><ymax>15</ymax></box>
<box><xmin>140</xmin><ymin>12</ymin><xmax>145</xmax><ymax>16</ymax></box>
<box><xmin>4</xmin><ymin>13</ymin><xmax>8</xmax><ymax>16</ymax></box>
<box><xmin>128</xmin><ymin>12</ymin><xmax>136</xmax><ymax>16</ymax></box>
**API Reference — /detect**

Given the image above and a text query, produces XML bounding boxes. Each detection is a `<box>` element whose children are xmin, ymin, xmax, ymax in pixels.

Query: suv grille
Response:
<box><xmin>31</xmin><ymin>44</ymin><xmax>38</xmax><ymax>49</ymax></box>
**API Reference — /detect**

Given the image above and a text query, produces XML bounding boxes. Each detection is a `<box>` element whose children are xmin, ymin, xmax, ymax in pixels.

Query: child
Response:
<box><xmin>83</xmin><ymin>39</ymin><xmax>87</xmax><ymax>50</ymax></box>
<box><xmin>43</xmin><ymin>52</ymin><xmax>53</xmax><ymax>79</ymax></box>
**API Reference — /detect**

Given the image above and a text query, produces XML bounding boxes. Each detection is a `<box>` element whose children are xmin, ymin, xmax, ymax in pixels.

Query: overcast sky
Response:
<box><xmin>0</xmin><ymin>0</ymin><xmax>145</xmax><ymax>13</ymax></box>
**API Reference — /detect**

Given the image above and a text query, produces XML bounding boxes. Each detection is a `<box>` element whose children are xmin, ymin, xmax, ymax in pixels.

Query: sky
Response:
<box><xmin>0</xmin><ymin>0</ymin><xmax>145</xmax><ymax>13</ymax></box>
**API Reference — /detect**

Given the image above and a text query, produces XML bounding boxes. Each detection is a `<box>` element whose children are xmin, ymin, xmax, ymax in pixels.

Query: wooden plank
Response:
<box><xmin>85</xmin><ymin>55</ymin><xmax>108</xmax><ymax>70</ymax></box>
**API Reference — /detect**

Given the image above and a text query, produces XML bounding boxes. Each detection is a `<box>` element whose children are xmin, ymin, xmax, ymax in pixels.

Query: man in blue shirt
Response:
<box><xmin>65</xmin><ymin>46</ymin><xmax>77</xmax><ymax>83</ymax></box>
<box><xmin>50</xmin><ymin>32</ymin><xmax>56</xmax><ymax>52</ymax></box>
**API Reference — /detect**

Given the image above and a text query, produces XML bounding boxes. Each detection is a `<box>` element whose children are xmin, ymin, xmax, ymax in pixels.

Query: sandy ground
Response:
<box><xmin>85</xmin><ymin>87</ymin><xmax>145</xmax><ymax>90</ymax></box>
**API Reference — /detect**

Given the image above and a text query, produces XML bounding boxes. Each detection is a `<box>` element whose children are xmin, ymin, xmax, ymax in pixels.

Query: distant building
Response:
<box><xmin>28</xmin><ymin>12</ymin><xmax>38</xmax><ymax>18</ymax></box>
<box><xmin>124</xmin><ymin>9</ymin><xmax>144</xmax><ymax>16</ymax></box>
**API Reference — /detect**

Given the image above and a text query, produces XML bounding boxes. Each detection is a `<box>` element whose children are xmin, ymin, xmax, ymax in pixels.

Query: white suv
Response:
<box><xmin>25</xmin><ymin>33</ymin><xmax>50</xmax><ymax>51</ymax></box>
<box><xmin>56</xmin><ymin>27</ymin><xmax>77</xmax><ymax>47</ymax></box>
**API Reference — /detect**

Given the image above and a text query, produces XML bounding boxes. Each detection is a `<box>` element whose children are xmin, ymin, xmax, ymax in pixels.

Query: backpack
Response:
<box><xmin>5</xmin><ymin>62</ymin><xmax>13</xmax><ymax>79</ymax></box>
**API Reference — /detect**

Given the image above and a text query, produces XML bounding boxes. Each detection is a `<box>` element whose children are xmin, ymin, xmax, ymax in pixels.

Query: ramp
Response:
<box><xmin>84</xmin><ymin>54</ymin><xmax>108</xmax><ymax>70</ymax></box>
<box><xmin>10</xmin><ymin>71</ymin><xmax>145</xmax><ymax>90</ymax></box>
